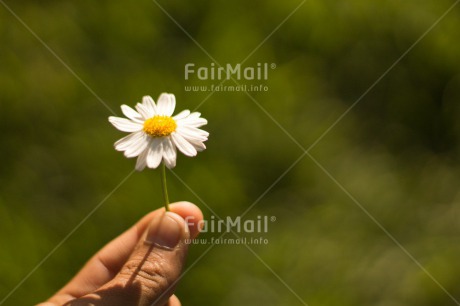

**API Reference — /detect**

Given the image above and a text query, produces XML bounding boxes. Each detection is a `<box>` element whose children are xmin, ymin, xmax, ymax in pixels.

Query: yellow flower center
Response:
<box><xmin>143</xmin><ymin>116</ymin><xmax>177</xmax><ymax>137</ymax></box>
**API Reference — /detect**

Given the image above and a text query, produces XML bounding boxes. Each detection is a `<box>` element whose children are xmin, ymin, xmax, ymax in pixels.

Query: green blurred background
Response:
<box><xmin>1</xmin><ymin>0</ymin><xmax>460</xmax><ymax>305</ymax></box>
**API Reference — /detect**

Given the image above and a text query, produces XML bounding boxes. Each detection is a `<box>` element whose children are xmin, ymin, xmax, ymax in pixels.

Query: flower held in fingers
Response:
<box><xmin>109</xmin><ymin>93</ymin><xmax>208</xmax><ymax>170</ymax></box>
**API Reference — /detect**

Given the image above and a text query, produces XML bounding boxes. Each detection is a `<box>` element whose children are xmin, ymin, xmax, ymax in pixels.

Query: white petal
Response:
<box><xmin>162</xmin><ymin>137</ymin><xmax>177</xmax><ymax>169</ymax></box>
<box><xmin>114</xmin><ymin>131</ymin><xmax>144</xmax><ymax>151</ymax></box>
<box><xmin>176</xmin><ymin>126</ymin><xmax>208</xmax><ymax>152</ymax></box>
<box><xmin>109</xmin><ymin>117</ymin><xmax>143</xmax><ymax>132</ymax></box>
<box><xmin>173</xmin><ymin>109</ymin><xmax>190</xmax><ymax>120</ymax></box>
<box><xmin>187</xmin><ymin>112</ymin><xmax>201</xmax><ymax>119</ymax></box>
<box><xmin>167</xmin><ymin>94</ymin><xmax>176</xmax><ymax>115</ymax></box>
<box><xmin>121</xmin><ymin>105</ymin><xmax>143</xmax><ymax>123</ymax></box>
<box><xmin>156</xmin><ymin>93</ymin><xmax>176</xmax><ymax>116</ymax></box>
<box><xmin>176</xmin><ymin>125</ymin><xmax>209</xmax><ymax>137</ymax></box>
<box><xmin>135</xmin><ymin>148</ymin><xmax>149</xmax><ymax>171</ymax></box>
<box><xmin>142</xmin><ymin>96</ymin><xmax>157</xmax><ymax>116</ymax></box>
<box><xmin>176</xmin><ymin>126</ymin><xmax>208</xmax><ymax>142</ymax></box>
<box><xmin>171</xmin><ymin>132</ymin><xmax>197</xmax><ymax>157</ymax></box>
<box><xmin>146</xmin><ymin>138</ymin><xmax>163</xmax><ymax>169</ymax></box>
<box><xmin>178</xmin><ymin>117</ymin><xmax>208</xmax><ymax>128</ymax></box>
<box><xmin>135</xmin><ymin>103</ymin><xmax>152</xmax><ymax>119</ymax></box>
<box><xmin>124</xmin><ymin>134</ymin><xmax>150</xmax><ymax>158</ymax></box>
<box><xmin>192</xmin><ymin>142</ymin><xmax>206</xmax><ymax>152</ymax></box>
<box><xmin>178</xmin><ymin>134</ymin><xmax>206</xmax><ymax>152</ymax></box>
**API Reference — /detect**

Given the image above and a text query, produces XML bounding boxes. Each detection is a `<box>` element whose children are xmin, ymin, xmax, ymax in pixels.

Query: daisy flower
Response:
<box><xmin>109</xmin><ymin>93</ymin><xmax>208</xmax><ymax>171</ymax></box>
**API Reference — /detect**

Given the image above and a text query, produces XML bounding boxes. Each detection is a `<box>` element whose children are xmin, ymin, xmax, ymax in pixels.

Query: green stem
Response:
<box><xmin>161</xmin><ymin>162</ymin><xmax>170</xmax><ymax>211</ymax></box>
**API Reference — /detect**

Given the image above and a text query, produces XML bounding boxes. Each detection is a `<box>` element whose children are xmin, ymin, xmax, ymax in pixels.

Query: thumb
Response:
<box><xmin>74</xmin><ymin>212</ymin><xmax>189</xmax><ymax>306</ymax></box>
<box><xmin>118</xmin><ymin>211</ymin><xmax>189</xmax><ymax>305</ymax></box>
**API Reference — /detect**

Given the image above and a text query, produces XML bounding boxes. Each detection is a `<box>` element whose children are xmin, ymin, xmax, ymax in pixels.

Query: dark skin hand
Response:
<box><xmin>37</xmin><ymin>202</ymin><xmax>203</xmax><ymax>306</ymax></box>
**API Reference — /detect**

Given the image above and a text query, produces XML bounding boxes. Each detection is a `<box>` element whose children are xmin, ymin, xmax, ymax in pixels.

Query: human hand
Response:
<box><xmin>37</xmin><ymin>202</ymin><xmax>203</xmax><ymax>306</ymax></box>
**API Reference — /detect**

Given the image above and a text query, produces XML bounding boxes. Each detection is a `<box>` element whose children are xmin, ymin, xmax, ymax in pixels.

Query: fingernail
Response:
<box><xmin>145</xmin><ymin>212</ymin><xmax>183</xmax><ymax>249</ymax></box>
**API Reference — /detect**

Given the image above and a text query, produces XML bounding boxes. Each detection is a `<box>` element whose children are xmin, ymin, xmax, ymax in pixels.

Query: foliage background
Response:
<box><xmin>1</xmin><ymin>0</ymin><xmax>460</xmax><ymax>305</ymax></box>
